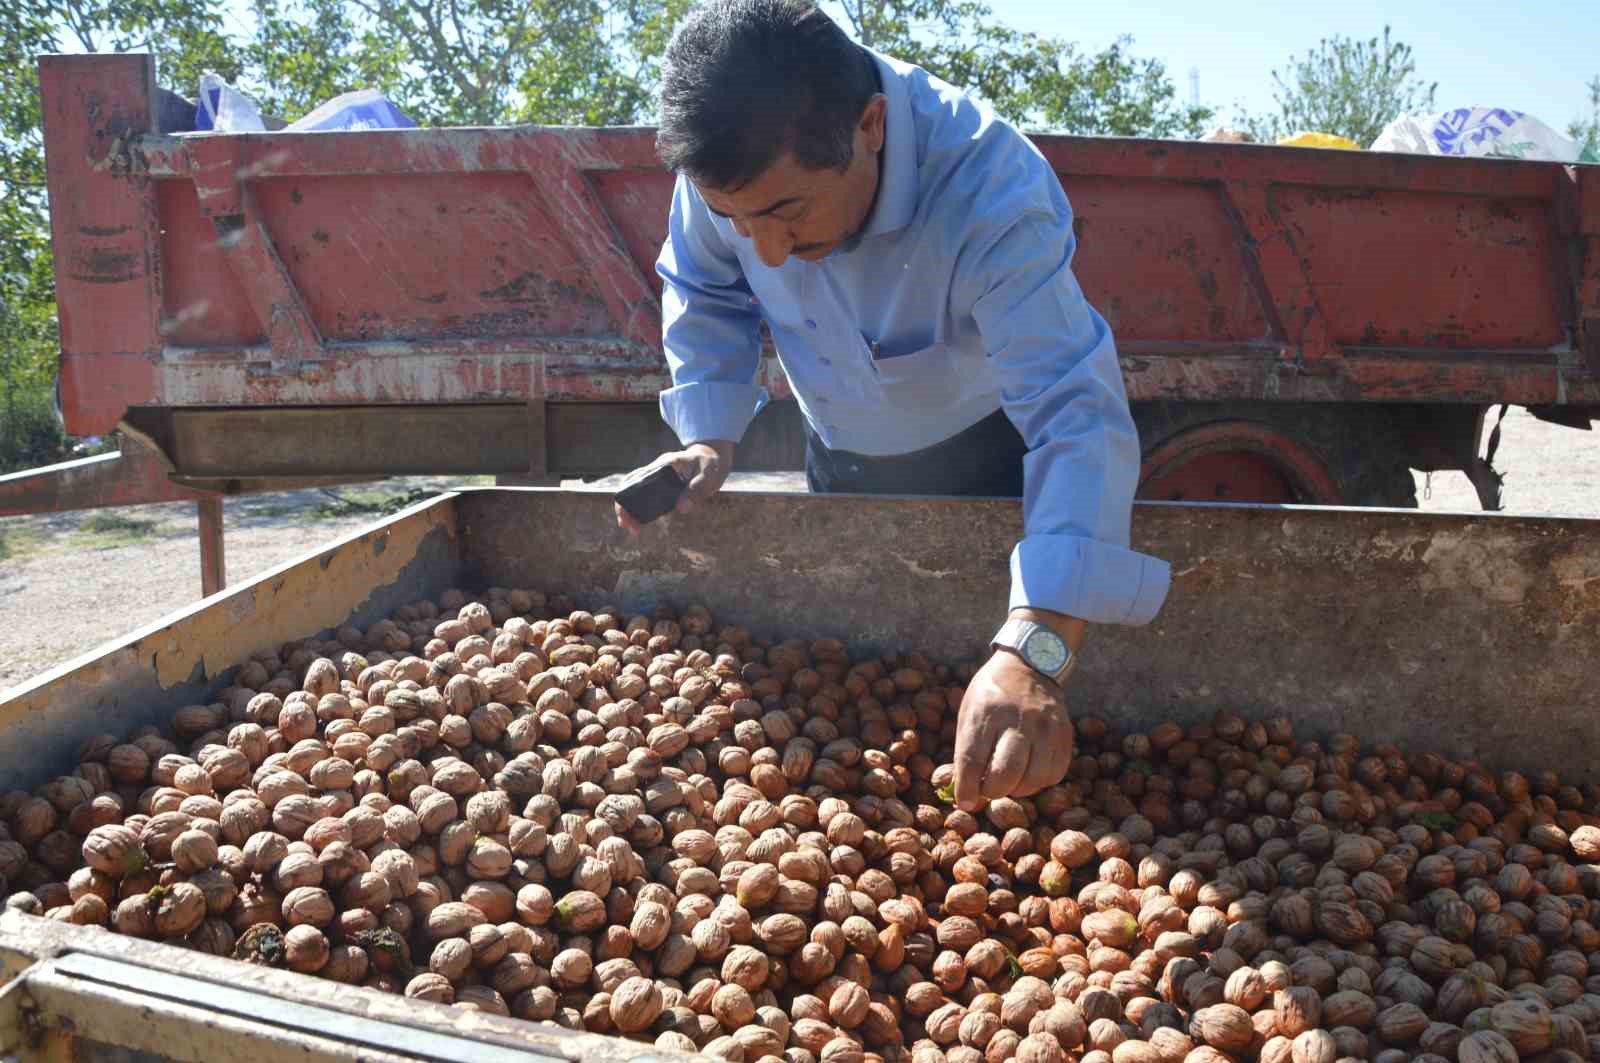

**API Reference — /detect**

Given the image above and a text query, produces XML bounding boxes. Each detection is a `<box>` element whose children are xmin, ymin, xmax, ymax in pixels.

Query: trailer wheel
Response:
<box><xmin>1132</xmin><ymin>402</ymin><xmax>1418</xmax><ymax>508</ymax></box>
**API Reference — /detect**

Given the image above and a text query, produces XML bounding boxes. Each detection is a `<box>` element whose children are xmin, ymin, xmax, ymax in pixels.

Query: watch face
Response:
<box><xmin>1022</xmin><ymin>628</ymin><xmax>1069</xmax><ymax>674</ymax></box>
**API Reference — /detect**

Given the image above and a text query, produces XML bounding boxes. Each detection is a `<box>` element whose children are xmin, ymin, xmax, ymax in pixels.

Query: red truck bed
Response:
<box><xmin>33</xmin><ymin>51</ymin><xmax>1600</xmax><ymax>505</ymax></box>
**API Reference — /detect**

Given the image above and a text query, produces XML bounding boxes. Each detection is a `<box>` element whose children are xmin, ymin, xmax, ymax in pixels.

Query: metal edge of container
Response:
<box><xmin>453</xmin><ymin>488</ymin><xmax>1600</xmax><ymax>779</ymax></box>
<box><xmin>0</xmin><ymin>488</ymin><xmax>1597</xmax><ymax>1056</ymax></box>
<box><xmin>6</xmin><ymin>487</ymin><xmax>1600</xmax><ymax>783</ymax></box>
<box><xmin>0</xmin><ymin>911</ymin><xmax>699</xmax><ymax>1062</ymax></box>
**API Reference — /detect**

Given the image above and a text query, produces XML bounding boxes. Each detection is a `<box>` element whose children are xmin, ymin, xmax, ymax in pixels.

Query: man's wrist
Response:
<box><xmin>989</xmin><ymin>644</ymin><xmax>1065</xmax><ymax>690</ymax></box>
<box><xmin>1007</xmin><ymin>606</ymin><xmax>1087</xmax><ymax>652</ymax></box>
<box><xmin>686</xmin><ymin>440</ymin><xmax>735</xmax><ymax>462</ymax></box>
<box><xmin>990</xmin><ymin>609</ymin><xmax>1084</xmax><ymax>689</ymax></box>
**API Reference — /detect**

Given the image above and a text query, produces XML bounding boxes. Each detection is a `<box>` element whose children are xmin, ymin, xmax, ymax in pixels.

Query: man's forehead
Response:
<box><xmin>696</xmin><ymin>156</ymin><xmax>817</xmax><ymax>216</ymax></box>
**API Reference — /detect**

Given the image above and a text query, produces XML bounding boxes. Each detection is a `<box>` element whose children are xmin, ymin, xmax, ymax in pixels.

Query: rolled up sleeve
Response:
<box><xmin>963</xmin><ymin>210</ymin><xmax>1171</xmax><ymax>626</ymax></box>
<box><xmin>656</xmin><ymin>176</ymin><xmax>767</xmax><ymax>445</ymax></box>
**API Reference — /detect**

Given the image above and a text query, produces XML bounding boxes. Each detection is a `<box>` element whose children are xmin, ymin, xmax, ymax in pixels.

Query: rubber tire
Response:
<box><xmin>1131</xmin><ymin>401</ymin><xmax>1419</xmax><ymax>509</ymax></box>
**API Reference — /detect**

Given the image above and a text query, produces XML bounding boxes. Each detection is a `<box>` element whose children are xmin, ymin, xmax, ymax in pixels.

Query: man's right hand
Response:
<box><xmin>614</xmin><ymin>440</ymin><xmax>735</xmax><ymax>535</ymax></box>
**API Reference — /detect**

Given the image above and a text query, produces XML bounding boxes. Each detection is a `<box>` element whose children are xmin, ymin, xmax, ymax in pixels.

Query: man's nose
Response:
<box><xmin>749</xmin><ymin>220</ymin><xmax>793</xmax><ymax>267</ymax></box>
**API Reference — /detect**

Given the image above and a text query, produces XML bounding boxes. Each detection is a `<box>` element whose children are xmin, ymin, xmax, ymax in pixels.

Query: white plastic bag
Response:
<box><xmin>195</xmin><ymin>72</ymin><xmax>266</xmax><ymax>133</ymax></box>
<box><xmin>1371</xmin><ymin>107</ymin><xmax>1580</xmax><ymax>162</ymax></box>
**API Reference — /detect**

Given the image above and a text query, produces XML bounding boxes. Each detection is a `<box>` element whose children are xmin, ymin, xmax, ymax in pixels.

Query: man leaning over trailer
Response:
<box><xmin>615</xmin><ymin>0</ymin><xmax>1171</xmax><ymax>809</ymax></box>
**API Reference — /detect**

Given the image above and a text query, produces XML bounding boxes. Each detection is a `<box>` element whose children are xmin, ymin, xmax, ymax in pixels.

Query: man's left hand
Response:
<box><xmin>951</xmin><ymin>649</ymin><xmax>1075</xmax><ymax>811</ymax></box>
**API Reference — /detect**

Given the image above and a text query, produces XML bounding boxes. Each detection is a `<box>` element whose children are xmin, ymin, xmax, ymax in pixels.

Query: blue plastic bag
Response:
<box><xmin>189</xmin><ymin>74</ymin><xmax>415</xmax><ymax>133</ymax></box>
<box><xmin>285</xmin><ymin>89</ymin><xmax>416</xmax><ymax>132</ymax></box>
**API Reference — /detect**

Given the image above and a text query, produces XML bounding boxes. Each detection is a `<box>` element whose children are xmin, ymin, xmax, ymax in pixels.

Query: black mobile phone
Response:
<box><xmin>614</xmin><ymin>464</ymin><xmax>688</xmax><ymax>525</ymax></box>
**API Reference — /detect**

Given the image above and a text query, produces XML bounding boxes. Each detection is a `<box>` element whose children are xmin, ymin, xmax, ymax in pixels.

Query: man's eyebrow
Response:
<box><xmin>706</xmin><ymin>196</ymin><xmax>804</xmax><ymax>220</ymax></box>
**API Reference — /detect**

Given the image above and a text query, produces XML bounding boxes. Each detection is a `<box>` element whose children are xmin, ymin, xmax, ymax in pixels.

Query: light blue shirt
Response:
<box><xmin>655</xmin><ymin>50</ymin><xmax>1170</xmax><ymax>626</ymax></box>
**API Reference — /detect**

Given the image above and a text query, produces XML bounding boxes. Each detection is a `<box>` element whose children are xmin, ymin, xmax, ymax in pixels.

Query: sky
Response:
<box><xmin>974</xmin><ymin>0</ymin><xmax>1600</xmax><ymax>134</ymax></box>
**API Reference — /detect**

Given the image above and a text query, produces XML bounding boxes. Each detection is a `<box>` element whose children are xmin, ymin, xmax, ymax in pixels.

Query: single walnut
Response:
<box><xmin>285</xmin><ymin>924</ymin><xmax>330</xmax><ymax>973</ymax></box>
<box><xmin>609</xmin><ymin>975</ymin><xmax>664</xmax><ymax>1034</ymax></box>
<box><xmin>1191</xmin><ymin>1004</ymin><xmax>1253</xmax><ymax>1054</ymax></box>
<box><xmin>153</xmin><ymin>882</ymin><xmax>206</xmax><ymax>938</ymax></box>
<box><xmin>81</xmin><ymin>825</ymin><xmax>148</xmax><ymax>878</ymax></box>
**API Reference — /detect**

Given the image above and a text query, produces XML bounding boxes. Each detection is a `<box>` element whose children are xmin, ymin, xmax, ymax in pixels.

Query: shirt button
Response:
<box><xmin>819</xmin><ymin>356</ymin><xmax>831</xmax><ymax>366</ymax></box>
<box><xmin>805</xmin><ymin>319</ymin><xmax>817</xmax><ymax>329</ymax></box>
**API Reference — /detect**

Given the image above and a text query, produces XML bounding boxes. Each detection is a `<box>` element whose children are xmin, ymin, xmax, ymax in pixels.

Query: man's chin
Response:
<box><xmin>794</xmin><ymin>244</ymin><xmax>834</xmax><ymax>261</ymax></box>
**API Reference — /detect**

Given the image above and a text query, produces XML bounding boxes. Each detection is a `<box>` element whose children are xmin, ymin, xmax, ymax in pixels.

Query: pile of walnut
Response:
<box><xmin>6</xmin><ymin>589</ymin><xmax>1600</xmax><ymax>1063</ymax></box>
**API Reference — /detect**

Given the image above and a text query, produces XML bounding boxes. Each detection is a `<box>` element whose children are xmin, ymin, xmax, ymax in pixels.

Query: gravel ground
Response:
<box><xmin>2</xmin><ymin>405</ymin><xmax>1596</xmax><ymax>693</ymax></box>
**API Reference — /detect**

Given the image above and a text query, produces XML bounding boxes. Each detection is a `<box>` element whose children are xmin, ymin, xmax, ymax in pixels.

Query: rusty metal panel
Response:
<box><xmin>37</xmin><ymin>51</ymin><xmax>1600</xmax><ymax>448</ymax></box>
<box><xmin>0</xmin><ymin>498</ymin><xmax>459</xmax><ymax>782</ymax></box>
<box><xmin>0</xmin><ymin>438</ymin><xmax>205</xmax><ymax>517</ymax></box>
<box><xmin>156</xmin><ymin>404</ymin><xmax>537</xmax><ymax>477</ymax></box>
<box><xmin>38</xmin><ymin>54</ymin><xmax>164</xmax><ymax>437</ymax></box>
<box><xmin>7</xmin><ymin>488</ymin><xmax>1594</xmax><ymax>782</ymax></box>
<box><xmin>121</xmin><ymin>401</ymin><xmax>806</xmax><ymax>479</ymax></box>
<box><xmin>457</xmin><ymin>490</ymin><xmax>1600</xmax><ymax>779</ymax></box>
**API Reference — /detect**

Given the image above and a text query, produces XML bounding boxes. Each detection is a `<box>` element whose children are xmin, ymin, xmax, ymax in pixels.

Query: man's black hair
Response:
<box><xmin>657</xmin><ymin>0</ymin><xmax>881</xmax><ymax>190</ymax></box>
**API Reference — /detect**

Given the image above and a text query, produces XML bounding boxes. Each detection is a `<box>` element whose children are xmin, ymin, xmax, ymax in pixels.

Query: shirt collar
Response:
<box><xmin>856</xmin><ymin>48</ymin><xmax>918</xmax><ymax>240</ymax></box>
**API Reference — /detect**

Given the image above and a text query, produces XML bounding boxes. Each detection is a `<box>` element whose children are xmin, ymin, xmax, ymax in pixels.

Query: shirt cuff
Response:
<box><xmin>659</xmin><ymin>381</ymin><xmax>769</xmax><ymax>446</ymax></box>
<box><xmin>1009</xmin><ymin>533</ymin><xmax>1171</xmax><ymax>626</ymax></box>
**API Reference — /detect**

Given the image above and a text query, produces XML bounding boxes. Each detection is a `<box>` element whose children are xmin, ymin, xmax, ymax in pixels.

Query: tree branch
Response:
<box><xmin>61</xmin><ymin>0</ymin><xmax>102</xmax><ymax>53</ymax></box>
<box><xmin>396</xmin><ymin>0</ymin><xmax>481</xmax><ymax>107</ymax></box>
<box><xmin>492</xmin><ymin>0</ymin><xmax>537</xmax><ymax>98</ymax></box>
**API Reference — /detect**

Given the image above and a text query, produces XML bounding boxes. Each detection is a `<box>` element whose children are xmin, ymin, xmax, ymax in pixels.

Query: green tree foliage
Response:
<box><xmin>1570</xmin><ymin>75</ymin><xmax>1600</xmax><ymax>161</ymax></box>
<box><xmin>1246</xmin><ymin>26</ymin><xmax>1436</xmax><ymax>147</ymax></box>
<box><xmin>243</xmin><ymin>0</ymin><xmax>690</xmax><ymax>126</ymax></box>
<box><xmin>830</xmin><ymin>0</ymin><xmax>1210</xmax><ymax>136</ymax></box>
<box><xmin>1</xmin><ymin>0</ymin><xmax>244</xmax><ymax>469</ymax></box>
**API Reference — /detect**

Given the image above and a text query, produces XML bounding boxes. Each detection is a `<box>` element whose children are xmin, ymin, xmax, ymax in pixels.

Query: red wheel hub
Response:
<box><xmin>1137</xmin><ymin>421</ymin><xmax>1345</xmax><ymax>505</ymax></box>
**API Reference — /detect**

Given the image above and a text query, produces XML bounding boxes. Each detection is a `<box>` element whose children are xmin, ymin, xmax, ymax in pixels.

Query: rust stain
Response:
<box><xmin>67</xmin><ymin>247</ymin><xmax>142</xmax><ymax>284</ymax></box>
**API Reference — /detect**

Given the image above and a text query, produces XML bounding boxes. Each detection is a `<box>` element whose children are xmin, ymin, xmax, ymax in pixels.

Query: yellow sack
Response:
<box><xmin>1277</xmin><ymin>131</ymin><xmax>1361</xmax><ymax>150</ymax></box>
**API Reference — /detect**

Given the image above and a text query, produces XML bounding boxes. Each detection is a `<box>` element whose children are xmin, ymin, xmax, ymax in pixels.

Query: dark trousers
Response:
<box><xmin>804</xmin><ymin>409</ymin><xmax>1027</xmax><ymax>497</ymax></box>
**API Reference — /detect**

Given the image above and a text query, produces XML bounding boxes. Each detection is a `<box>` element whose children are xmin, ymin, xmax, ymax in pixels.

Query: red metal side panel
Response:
<box><xmin>1280</xmin><ymin>187</ymin><xmax>1566</xmax><ymax>350</ymax></box>
<box><xmin>36</xmin><ymin>53</ymin><xmax>1600</xmax><ymax>438</ymax></box>
<box><xmin>38</xmin><ymin>54</ymin><xmax>164</xmax><ymax>435</ymax></box>
<box><xmin>589</xmin><ymin>169</ymin><xmax>677</xmax><ymax>303</ymax></box>
<box><xmin>250</xmin><ymin>174</ymin><xmax>618</xmax><ymax>343</ymax></box>
<box><xmin>156</xmin><ymin>179</ymin><xmax>263</xmax><ymax>347</ymax></box>
<box><xmin>1067</xmin><ymin>177</ymin><xmax>1272</xmax><ymax>345</ymax></box>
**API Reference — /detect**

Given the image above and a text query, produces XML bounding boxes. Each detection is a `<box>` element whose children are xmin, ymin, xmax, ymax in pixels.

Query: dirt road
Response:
<box><xmin>2</xmin><ymin>406</ymin><xmax>1595</xmax><ymax>693</ymax></box>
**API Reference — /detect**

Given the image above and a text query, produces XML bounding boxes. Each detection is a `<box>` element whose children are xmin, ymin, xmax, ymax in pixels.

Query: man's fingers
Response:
<box><xmin>671</xmin><ymin>451</ymin><xmax>723</xmax><ymax>514</ymax></box>
<box><xmin>1015</xmin><ymin>709</ymin><xmax>1072</xmax><ymax>796</ymax></box>
<box><xmin>669</xmin><ymin>452</ymin><xmax>701</xmax><ymax>484</ymax></box>
<box><xmin>952</xmin><ymin>704</ymin><xmax>997</xmax><ymax>812</ymax></box>
<box><xmin>614</xmin><ymin>502</ymin><xmax>643</xmax><ymax>537</ymax></box>
<box><xmin>981</xmin><ymin>729</ymin><xmax>1029</xmax><ymax>800</ymax></box>
<box><xmin>1014</xmin><ymin>743</ymin><xmax>1067</xmax><ymax>796</ymax></box>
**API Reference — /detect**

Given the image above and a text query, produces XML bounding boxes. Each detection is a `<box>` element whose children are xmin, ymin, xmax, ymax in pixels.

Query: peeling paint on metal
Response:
<box><xmin>1418</xmin><ymin>529</ymin><xmax>1535</xmax><ymax>604</ymax></box>
<box><xmin>891</xmin><ymin>552</ymin><xmax>957</xmax><ymax>578</ymax></box>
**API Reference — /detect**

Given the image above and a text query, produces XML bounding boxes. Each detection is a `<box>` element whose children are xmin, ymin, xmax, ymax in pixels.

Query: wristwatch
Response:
<box><xmin>990</xmin><ymin>617</ymin><xmax>1077</xmax><ymax>686</ymax></box>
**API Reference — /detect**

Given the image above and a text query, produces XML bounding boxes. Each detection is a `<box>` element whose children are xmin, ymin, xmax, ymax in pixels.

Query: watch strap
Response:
<box><xmin>990</xmin><ymin>617</ymin><xmax>1076</xmax><ymax>685</ymax></box>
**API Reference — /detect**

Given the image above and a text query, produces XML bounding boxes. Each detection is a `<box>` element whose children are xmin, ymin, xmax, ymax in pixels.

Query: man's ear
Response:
<box><xmin>858</xmin><ymin>94</ymin><xmax>888</xmax><ymax>154</ymax></box>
